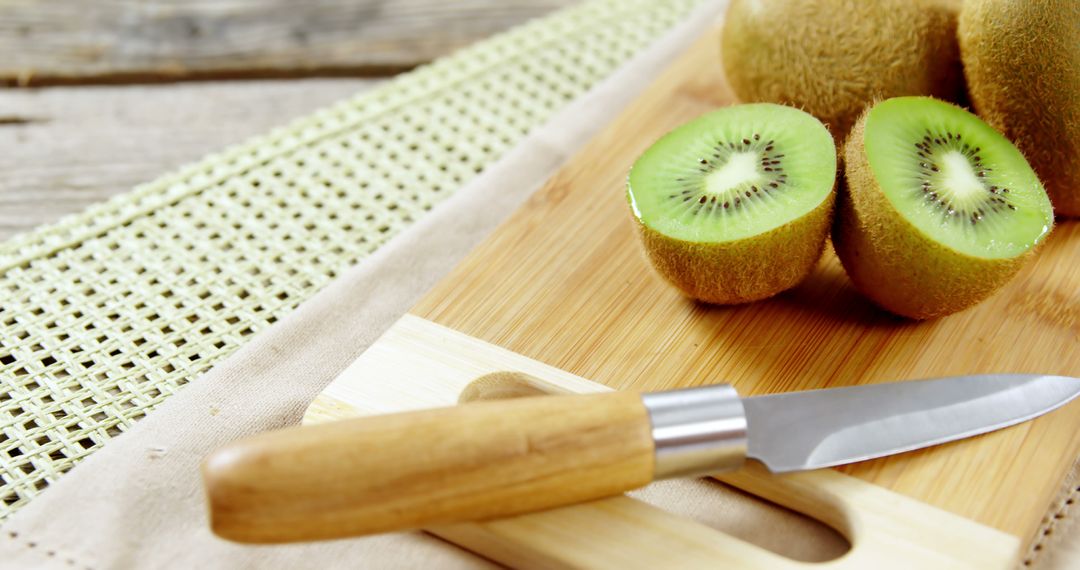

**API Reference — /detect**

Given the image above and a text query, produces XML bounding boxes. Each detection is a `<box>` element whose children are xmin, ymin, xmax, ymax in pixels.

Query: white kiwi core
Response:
<box><xmin>938</xmin><ymin>151</ymin><xmax>984</xmax><ymax>206</ymax></box>
<box><xmin>704</xmin><ymin>152</ymin><xmax>763</xmax><ymax>196</ymax></box>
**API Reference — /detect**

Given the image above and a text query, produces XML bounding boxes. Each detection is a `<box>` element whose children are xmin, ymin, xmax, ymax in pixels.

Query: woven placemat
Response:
<box><xmin>0</xmin><ymin>0</ymin><xmax>704</xmax><ymax>520</ymax></box>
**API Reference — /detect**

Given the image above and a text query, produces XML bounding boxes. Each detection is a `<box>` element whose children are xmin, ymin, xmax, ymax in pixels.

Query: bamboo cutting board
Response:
<box><xmin>305</xmin><ymin>27</ymin><xmax>1080</xmax><ymax>566</ymax></box>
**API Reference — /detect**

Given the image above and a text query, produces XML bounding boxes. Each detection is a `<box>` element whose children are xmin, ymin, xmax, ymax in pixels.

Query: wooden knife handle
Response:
<box><xmin>203</xmin><ymin>391</ymin><xmax>655</xmax><ymax>543</ymax></box>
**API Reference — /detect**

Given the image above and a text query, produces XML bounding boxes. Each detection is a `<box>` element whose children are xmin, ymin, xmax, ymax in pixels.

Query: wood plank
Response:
<box><xmin>401</xmin><ymin>25</ymin><xmax>1080</xmax><ymax>550</ymax></box>
<box><xmin>0</xmin><ymin>78</ymin><xmax>382</xmax><ymax>240</ymax></box>
<box><xmin>0</xmin><ymin>0</ymin><xmax>575</xmax><ymax>86</ymax></box>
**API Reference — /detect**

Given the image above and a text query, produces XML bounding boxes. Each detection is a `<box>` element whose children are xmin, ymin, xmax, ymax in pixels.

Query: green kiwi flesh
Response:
<box><xmin>628</xmin><ymin>103</ymin><xmax>836</xmax><ymax>304</ymax></box>
<box><xmin>836</xmin><ymin>96</ymin><xmax>1054</xmax><ymax>319</ymax></box>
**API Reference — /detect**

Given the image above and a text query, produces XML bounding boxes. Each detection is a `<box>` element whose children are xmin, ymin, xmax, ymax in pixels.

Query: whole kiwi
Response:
<box><xmin>721</xmin><ymin>0</ymin><xmax>964</xmax><ymax>137</ymax></box>
<box><xmin>959</xmin><ymin>0</ymin><xmax>1080</xmax><ymax>217</ymax></box>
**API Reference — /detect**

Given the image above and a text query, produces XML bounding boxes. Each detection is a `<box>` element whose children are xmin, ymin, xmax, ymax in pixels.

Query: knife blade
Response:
<box><xmin>203</xmin><ymin>373</ymin><xmax>1080</xmax><ymax>544</ymax></box>
<box><xmin>745</xmin><ymin>374</ymin><xmax>1080</xmax><ymax>472</ymax></box>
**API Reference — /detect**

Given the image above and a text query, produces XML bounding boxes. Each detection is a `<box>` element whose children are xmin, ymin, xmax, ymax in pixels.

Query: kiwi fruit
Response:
<box><xmin>835</xmin><ymin>97</ymin><xmax>1054</xmax><ymax>319</ymax></box>
<box><xmin>721</xmin><ymin>0</ymin><xmax>964</xmax><ymax>137</ymax></box>
<box><xmin>627</xmin><ymin>103</ymin><xmax>835</xmax><ymax>304</ymax></box>
<box><xmin>959</xmin><ymin>0</ymin><xmax>1080</xmax><ymax>217</ymax></box>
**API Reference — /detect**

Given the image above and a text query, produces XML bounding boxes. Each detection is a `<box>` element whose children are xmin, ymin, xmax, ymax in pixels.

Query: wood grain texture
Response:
<box><xmin>305</xmin><ymin>315</ymin><xmax>1020</xmax><ymax>568</ymax></box>
<box><xmin>406</xmin><ymin>26</ymin><xmax>1080</xmax><ymax>549</ymax></box>
<box><xmin>0</xmin><ymin>0</ymin><xmax>574</xmax><ymax>85</ymax></box>
<box><xmin>0</xmin><ymin>78</ymin><xmax>380</xmax><ymax>240</ymax></box>
<box><xmin>206</xmin><ymin>390</ymin><xmax>654</xmax><ymax>543</ymax></box>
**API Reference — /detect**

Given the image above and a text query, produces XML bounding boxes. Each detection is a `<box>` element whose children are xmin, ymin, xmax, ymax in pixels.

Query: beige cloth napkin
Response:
<box><xmin>0</xmin><ymin>1</ymin><xmax>1074</xmax><ymax>567</ymax></box>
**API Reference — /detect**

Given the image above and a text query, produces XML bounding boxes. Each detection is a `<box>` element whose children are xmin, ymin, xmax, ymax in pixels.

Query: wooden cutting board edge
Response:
<box><xmin>311</xmin><ymin>25</ymin><xmax>1080</xmax><ymax>555</ymax></box>
<box><xmin>305</xmin><ymin>314</ymin><xmax>1021</xmax><ymax>568</ymax></box>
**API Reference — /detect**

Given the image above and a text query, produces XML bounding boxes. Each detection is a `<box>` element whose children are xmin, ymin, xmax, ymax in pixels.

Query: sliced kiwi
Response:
<box><xmin>627</xmin><ymin>103</ymin><xmax>836</xmax><ymax>304</ymax></box>
<box><xmin>835</xmin><ymin>96</ymin><xmax>1054</xmax><ymax>319</ymax></box>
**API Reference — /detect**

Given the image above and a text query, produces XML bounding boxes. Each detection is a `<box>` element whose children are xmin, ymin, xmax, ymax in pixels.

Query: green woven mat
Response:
<box><xmin>0</xmin><ymin>0</ymin><xmax>703</xmax><ymax>519</ymax></box>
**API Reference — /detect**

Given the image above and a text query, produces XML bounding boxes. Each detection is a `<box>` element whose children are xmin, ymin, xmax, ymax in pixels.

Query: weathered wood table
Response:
<box><xmin>0</xmin><ymin>0</ymin><xmax>575</xmax><ymax>240</ymax></box>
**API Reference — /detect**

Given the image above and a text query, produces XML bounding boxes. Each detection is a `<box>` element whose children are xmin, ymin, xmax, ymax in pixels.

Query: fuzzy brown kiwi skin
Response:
<box><xmin>959</xmin><ymin>0</ymin><xmax>1080</xmax><ymax>217</ymax></box>
<box><xmin>722</xmin><ymin>0</ymin><xmax>964</xmax><ymax>138</ymax></box>
<box><xmin>833</xmin><ymin>109</ymin><xmax>1037</xmax><ymax>320</ymax></box>
<box><xmin>634</xmin><ymin>192</ymin><xmax>835</xmax><ymax>305</ymax></box>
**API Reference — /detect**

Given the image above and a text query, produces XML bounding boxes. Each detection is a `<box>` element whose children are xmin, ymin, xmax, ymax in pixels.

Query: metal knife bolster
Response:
<box><xmin>642</xmin><ymin>385</ymin><xmax>748</xmax><ymax>479</ymax></box>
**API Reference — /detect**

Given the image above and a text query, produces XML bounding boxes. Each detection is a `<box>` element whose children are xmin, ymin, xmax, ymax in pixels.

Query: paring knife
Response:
<box><xmin>203</xmin><ymin>373</ymin><xmax>1080</xmax><ymax>544</ymax></box>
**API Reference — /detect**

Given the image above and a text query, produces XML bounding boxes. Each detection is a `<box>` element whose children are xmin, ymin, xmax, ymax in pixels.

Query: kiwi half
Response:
<box><xmin>959</xmin><ymin>0</ymin><xmax>1080</xmax><ymax>216</ymax></box>
<box><xmin>627</xmin><ymin>103</ymin><xmax>835</xmax><ymax>304</ymax></box>
<box><xmin>721</xmin><ymin>0</ymin><xmax>964</xmax><ymax>137</ymax></box>
<box><xmin>835</xmin><ymin>97</ymin><xmax>1054</xmax><ymax>319</ymax></box>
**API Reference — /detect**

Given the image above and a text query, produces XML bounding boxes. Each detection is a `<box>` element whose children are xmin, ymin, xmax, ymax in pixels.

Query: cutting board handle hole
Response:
<box><xmin>458</xmin><ymin>371</ymin><xmax>578</xmax><ymax>403</ymax></box>
<box><xmin>634</xmin><ymin>478</ymin><xmax>850</xmax><ymax>562</ymax></box>
<box><xmin>459</xmin><ymin>371</ymin><xmax>851</xmax><ymax>563</ymax></box>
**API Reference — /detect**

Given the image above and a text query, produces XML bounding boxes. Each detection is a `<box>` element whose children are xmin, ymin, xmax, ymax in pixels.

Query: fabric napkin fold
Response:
<box><xmin>1</xmin><ymin>0</ymin><xmax>1076</xmax><ymax>567</ymax></box>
